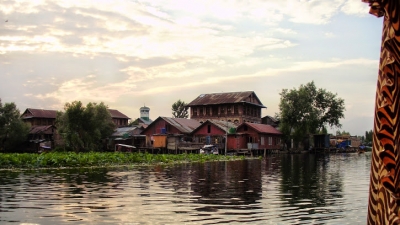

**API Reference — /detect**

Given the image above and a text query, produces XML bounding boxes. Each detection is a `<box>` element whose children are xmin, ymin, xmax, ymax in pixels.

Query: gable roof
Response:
<box><xmin>262</xmin><ymin>115</ymin><xmax>279</xmax><ymax>123</ymax></box>
<box><xmin>238</xmin><ymin>122</ymin><xmax>282</xmax><ymax>135</ymax></box>
<box><xmin>21</xmin><ymin>108</ymin><xmax>58</xmax><ymax>119</ymax></box>
<box><xmin>108</xmin><ymin>109</ymin><xmax>130</xmax><ymax>119</ymax></box>
<box><xmin>191</xmin><ymin>119</ymin><xmax>238</xmax><ymax>134</ymax></box>
<box><xmin>186</xmin><ymin>91</ymin><xmax>265</xmax><ymax>108</ymax></box>
<box><xmin>162</xmin><ymin>117</ymin><xmax>201</xmax><ymax>134</ymax></box>
<box><xmin>143</xmin><ymin>117</ymin><xmax>201</xmax><ymax>134</ymax></box>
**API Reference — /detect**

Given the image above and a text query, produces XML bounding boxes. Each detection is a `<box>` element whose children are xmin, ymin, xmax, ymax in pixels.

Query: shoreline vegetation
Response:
<box><xmin>0</xmin><ymin>152</ymin><xmax>246</xmax><ymax>169</ymax></box>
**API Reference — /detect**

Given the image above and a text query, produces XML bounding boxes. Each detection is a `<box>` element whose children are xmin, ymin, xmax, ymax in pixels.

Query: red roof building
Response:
<box><xmin>228</xmin><ymin>122</ymin><xmax>282</xmax><ymax>151</ymax></box>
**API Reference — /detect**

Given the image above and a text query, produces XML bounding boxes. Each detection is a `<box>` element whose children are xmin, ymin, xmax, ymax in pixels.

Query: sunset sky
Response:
<box><xmin>0</xmin><ymin>0</ymin><xmax>382</xmax><ymax>136</ymax></box>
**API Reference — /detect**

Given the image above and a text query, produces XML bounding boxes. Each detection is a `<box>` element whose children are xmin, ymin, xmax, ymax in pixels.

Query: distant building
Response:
<box><xmin>191</xmin><ymin>119</ymin><xmax>238</xmax><ymax>150</ymax></box>
<box><xmin>228</xmin><ymin>122</ymin><xmax>282</xmax><ymax>151</ymax></box>
<box><xmin>261</xmin><ymin>115</ymin><xmax>280</xmax><ymax>128</ymax></box>
<box><xmin>141</xmin><ymin>117</ymin><xmax>201</xmax><ymax>149</ymax></box>
<box><xmin>140</xmin><ymin>105</ymin><xmax>150</xmax><ymax>122</ymax></box>
<box><xmin>108</xmin><ymin>109</ymin><xmax>130</xmax><ymax>127</ymax></box>
<box><xmin>186</xmin><ymin>91</ymin><xmax>266</xmax><ymax>124</ymax></box>
<box><xmin>20</xmin><ymin>108</ymin><xmax>59</xmax><ymax>151</ymax></box>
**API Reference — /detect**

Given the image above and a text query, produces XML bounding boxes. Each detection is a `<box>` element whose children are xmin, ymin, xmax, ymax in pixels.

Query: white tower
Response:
<box><xmin>140</xmin><ymin>105</ymin><xmax>150</xmax><ymax>121</ymax></box>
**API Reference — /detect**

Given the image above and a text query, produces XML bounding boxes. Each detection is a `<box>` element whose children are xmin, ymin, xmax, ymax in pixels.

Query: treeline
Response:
<box><xmin>0</xmin><ymin>99</ymin><xmax>117</xmax><ymax>153</ymax></box>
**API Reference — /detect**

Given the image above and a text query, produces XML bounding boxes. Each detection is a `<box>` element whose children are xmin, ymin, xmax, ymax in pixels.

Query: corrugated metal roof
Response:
<box><xmin>29</xmin><ymin>125</ymin><xmax>55</xmax><ymax>134</ymax></box>
<box><xmin>162</xmin><ymin>117</ymin><xmax>201</xmax><ymax>134</ymax></box>
<box><xmin>186</xmin><ymin>91</ymin><xmax>265</xmax><ymax>107</ymax></box>
<box><xmin>22</xmin><ymin>108</ymin><xmax>58</xmax><ymax>119</ymax></box>
<box><xmin>108</xmin><ymin>109</ymin><xmax>130</xmax><ymax>119</ymax></box>
<box><xmin>207</xmin><ymin>119</ymin><xmax>238</xmax><ymax>132</ymax></box>
<box><xmin>112</xmin><ymin>127</ymin><xmax>138</xmax><ymax>137</ymax></box>
<box><xmin>243</xmin><ymin>122</ymin><xmax>282</xmax><ymax>135</ymax></box>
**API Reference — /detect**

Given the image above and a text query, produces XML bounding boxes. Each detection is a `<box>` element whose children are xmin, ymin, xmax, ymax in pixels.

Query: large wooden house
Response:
<box><xmin>186</xmin><ymin>91</ymin><xmax>266</xmax><ymax>124</ymax></box>
<box><xmin>21</xmin><ymin>108</ymin><xmax>59</xmax><ymax>150</ymax></box>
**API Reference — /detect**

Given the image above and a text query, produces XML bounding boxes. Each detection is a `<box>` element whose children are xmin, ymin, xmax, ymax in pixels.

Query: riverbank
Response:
<box><xmin>0</xmin><ymin>152</ymin><xmax>246</xmax><ymax>169</ymax></box>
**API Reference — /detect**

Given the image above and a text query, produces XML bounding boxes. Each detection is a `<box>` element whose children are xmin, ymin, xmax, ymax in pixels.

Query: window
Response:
<box><xmin>227</xmin><ymin>105</ymin><xmax>232</xmax><ymax>115</ymax></box>
<box><xmin>199</xmin><ymin>107</ymin><xmax>203</xmax><ymax>116</ymax></box>
<box><xmin>207</xmin><ymin>125</ymin><xmax>211</xmax><ymax>133</ymax></box>
<box><xmin>220</xmin><ymin>106</ymin><xmax>225</xmax><ymax>115</ymax></box>
<box><xmin>212</xmin><ymin>107</ymin><xmax>218</xmax><ymax>116</ymax></box>
<box><xmin>268</xmin><ymin>137</ymin><xmax>272</xmax><ymax>145</ymax></box>
<box><xmin>206</xmin><ymin>107</ymin><xmax>210</xmax><ymax>116</ymax></box>
<box><xmin>261</xmin><ymin>136</ymin><xmax>265</xmax><ymax>145</ymax></box>
<box><xmin>234</xmin><ymin>105</ymin><xmax>239</xmax><ymax>115</ymax></box>
<box><xmin>192</xmin><ymin>108</ymin><xmax>197</xmax><ymax>116</ymax></box>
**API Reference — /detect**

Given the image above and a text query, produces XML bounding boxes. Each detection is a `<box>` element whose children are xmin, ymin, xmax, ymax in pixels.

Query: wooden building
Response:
<box><xmin>191</xmin><ymin>119</ymin><xmax>237</xmax><ymax>153</ymax></box>
<box><xmin>228</xmin><ymin>122</ymin><xmax>282</xmax><ymax>154</ymax></box>
<box><xmin>110</xmin><ymin>126</ymin><xmax>146</xmax><ymax>150</ymax></box>
<box><xmin>21</xmin><ymin>108</ymin><xmax>59</xmax><ymax>151</ymax></box>
<box><xmin>141</xmin><ymin>117</ymin><xmax>201</xmax><ymax>152</ymax></box>
<box><xmin>186</xmin><ymin>91</ymin><xmax>266</xmax><ymax>124</ymax></box>
<box><xmin>261</xmin><ymin>115</ymin><xmax>279</xmax><ymax>128</ymax></box>
<box><xmin>108</xmin><ymin>109</ymin><xmax>130</xmax><ymax>127</ymax></box>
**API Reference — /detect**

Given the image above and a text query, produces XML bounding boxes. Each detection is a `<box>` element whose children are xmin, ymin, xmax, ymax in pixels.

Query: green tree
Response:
<box><xmin>365</xmin><ymin>130</ymin><xmax>373</xmax><ymax>144</ymax></box>
<box><xmin>56</xmin><ymin>101</ymin><xmax>115</xmax><ymax>152</ymax></box>
<box><xmin>0</xmin><ymin>99</ymin><xmax>30</xmax><ymax>152</ymax></box>
<box><xmin>278</xmin><ymin>81</ymin><xmax>345</xmax><ymax>148</ymax></box>
<box><xmin>336</xmin><ymin>130</ymin><xmax>350</xmax><ymax>136</ymax></box>
<box><xmin>172</xmin><ymin>99</ymin><xmax>188</xmax><ymax>118</ymax></box>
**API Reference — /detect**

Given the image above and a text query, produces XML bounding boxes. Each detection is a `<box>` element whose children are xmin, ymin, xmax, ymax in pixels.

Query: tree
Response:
<box><xmin>365</xmin><ymin>130</ymin><xmax>373</xmax><ymax>144</ymax></box>
<box><xmin>336</xmin><ymin>130</ymin><xmax>350</xmax><ymax>136</ymax></box>
<box><xmin>0</xmin><ymin>99</ymin><xmax>30</xmax><ymax>152</ymax></box>
<box><xmin>172</xmin><ymin>100</ymin><xmax>188</xmax><ymax>118</ymax></box>
<box><xmin>278</xmin><ymin>81</ymin><xmax>345</xmax><ymax>148</ymax></box>
<box><xmin>56</xmin><ymin>101</ymin><xmax>116</xmax><ymax>152</ymax></box>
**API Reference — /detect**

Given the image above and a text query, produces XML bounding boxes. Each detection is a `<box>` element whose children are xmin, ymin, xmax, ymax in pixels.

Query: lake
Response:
<box><xmin>0</xmin><ymin>152</ymin><xmax>371</xmax><ymax>224</ymax></box>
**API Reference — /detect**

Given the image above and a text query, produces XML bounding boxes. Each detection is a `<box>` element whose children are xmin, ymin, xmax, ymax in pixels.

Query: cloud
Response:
<box><xmin>341</xmin><ymin>1</ymin><xmax>371</xmax><ymax>16</ymax></box>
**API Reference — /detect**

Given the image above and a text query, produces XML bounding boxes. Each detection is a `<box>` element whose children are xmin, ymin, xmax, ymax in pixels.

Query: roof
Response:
<box><xmin>143</xmin><ymin>117</ymin><xmax>201</xmax><ymax>134</ymax></box>
<box><xmin>192</xmin><ymin>119</ymin><xmax>238</xmax><ymax>134</ymax></box>
<box><xmin>262</xmin><ymin>115</ymin><xmax>279</xmax><ymax>123</ymax></box>
<box><xmin>161</xmin><ymin>117</ymin><xmax>201</xmax><ymax>134</ymax></box>
<box><xmin>137</xmin><ymin>117</ymin><xmax>153</xmax><ymax>125</ymax></box>
<box><xmin>186</xmin><ymin>91</ymin><xmax>265</xmax><ymax>108</ymax></box>
<box><xmin>239</xmin><ymin>122</ymin><xmax>282</xmax><ymax>135</ymax></box>
<box><xmin>29</xmin><ymin>125</ymin><xmax>55</xmax><ymax>134</ymax></box>
<box><xmin>108</xmin><ymin>109</ymin><xmax>130</xmax><ymax>119</ymax></box>
<box><xmin>112</xmin><ymin>127</ymin><xmax>138</xmax><ymax>137</ymax></box>
<box><xmin>22</xmin><ymin>108</ymin><xmax>58</xmax><ymax>119</ymax></box>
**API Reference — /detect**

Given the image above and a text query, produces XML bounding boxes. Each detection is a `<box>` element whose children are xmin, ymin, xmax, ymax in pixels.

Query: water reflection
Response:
<box><xmin>0</xmin><ymin>153</ymin><xmax>370</xmax><ymax>224</ymax></box>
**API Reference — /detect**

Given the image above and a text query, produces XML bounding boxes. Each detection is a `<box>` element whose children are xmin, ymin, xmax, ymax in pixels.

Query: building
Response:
<box><xmin>261</xmin><ymin>115</ymin><xmax>280</xmax><ymax>128</ymax></box>
<box><xmin>141</xmin><ymin>117</ymin><xmax>201</xmax><ymax>151</ymax></box>
<box><xmin>108</xmin><ymin>109</ymin><xmax>130</xmax><ymax>127</ymax></box>
<box><xmin>191</xmin><ymin>119</ymin><xmax>238</xmax><ymax>152</ymax></box>
<box><xmin>186</xmin><ymin>91</ymin><xmax>266</xmax><ymax>124</ymax></box>
<box><xmin>131</xmin><ymin>106</ymin><xmax>153</xmax><ymax>128</ymax></box>
<box><xmin>228</xmin><ymin>122</ymin><xmax>282</xmax><ymax>151</ymax></box>
<box><xmin>20</xmin><ymin>108</ymin><xmax>59</xmax><ymax>150</ymax></box>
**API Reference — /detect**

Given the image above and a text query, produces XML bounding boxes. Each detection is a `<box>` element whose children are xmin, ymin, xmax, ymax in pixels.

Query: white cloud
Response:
<box><xmin>341</xmin><ymin>0</ymin><xmax>370</xmax><ymax>16</ymax></box>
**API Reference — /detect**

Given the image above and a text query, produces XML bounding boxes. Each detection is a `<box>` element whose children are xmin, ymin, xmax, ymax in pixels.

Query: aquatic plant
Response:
<box><xmin>0</xmin><ymin>152</ymin><xmax>245</xmax><ymax>169</ymax></box>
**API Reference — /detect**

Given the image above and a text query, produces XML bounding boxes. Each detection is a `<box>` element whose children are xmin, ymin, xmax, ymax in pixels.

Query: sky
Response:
<box><xmin>0</xmin><ymin>0</ymin><xmax>383</xmax><ymax>136</ymax></box>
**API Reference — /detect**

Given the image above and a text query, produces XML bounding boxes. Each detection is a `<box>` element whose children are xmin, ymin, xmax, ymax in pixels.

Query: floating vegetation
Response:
<box><xmin>0</xmin><ymin>152</ymin><xmax>245</xmax><ymax>169</ymax></box>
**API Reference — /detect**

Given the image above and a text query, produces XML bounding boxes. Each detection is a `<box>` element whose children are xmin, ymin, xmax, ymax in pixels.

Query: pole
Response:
<box><xmin>225</xmin><ymin>119</ymin><xmax>228</xmax><ymax>155</ymax></box>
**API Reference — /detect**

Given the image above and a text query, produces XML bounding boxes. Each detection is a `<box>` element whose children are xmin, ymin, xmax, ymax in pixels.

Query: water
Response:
<box><xmin>0</xmin><ymin>153</ymin><xmax>371</xmax><ymax>224</ymax></box>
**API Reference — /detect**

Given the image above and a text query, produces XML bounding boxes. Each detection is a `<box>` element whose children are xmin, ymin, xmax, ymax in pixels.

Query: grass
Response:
<box><xmin>0</xmin><ymin>152</ymin><xmax>246</xmax><ymax>169</ymax></box>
